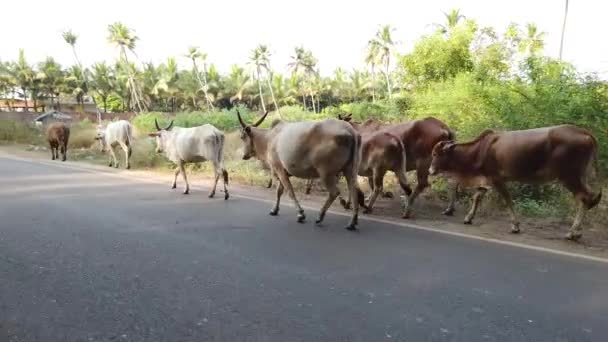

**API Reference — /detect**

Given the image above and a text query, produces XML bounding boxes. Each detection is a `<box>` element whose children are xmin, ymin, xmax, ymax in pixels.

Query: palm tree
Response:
<box><xmin>520</xmin><ymin>23</ymin><xmax>545</xmax><ymax>55</ymax></box>
<box><xmin>288</xmin><ymin>47</ymin><xmax>318</xmax><ymax>112</ymax></box>
<box><xmin>90</xmin><ymin>62</ymin><xmax>115</xmax><ymax>112</ymax></box>
<box><xmin>62</xmin><ymin>29</ymin><xmax>98</xmax><ymax>114</ymax></box>
<box><xmin>13</xmin><ymin>49</ymin><xmax>35</xmax><ymax>112</ymax></box>
<box><xmin>369</xmin><ymin>25</ymin><xmax>395</xmax><ymax>99</ymax></box>
<box><xmin>185</xmin><ymin>47</ymin><xmax>214</xmax><ymax>111</ymax></box>
<box><xmin>559</xmin><ymin>0</ymin><xmax>569</xmax><ymax>60</ymax></box>
<box><xmin>364</xmin><ymin>41</ymin><xmax>380</xmax><ymax>102</ymax></box>
<box><xmin>249</xmin><ymin>45</ymin><xmax>281</xmax><ymax>116</ymax></box>
<box><xmin>249</xmin><ymin>46</ymin><xmax>267</xmax><ymax>112</ymax></box>
<box><xmin>38</xmin><ymin>57</ymin><xmax>64</xmax><ymax>109</ymax></box>
<box><xmin>435</xmin><ymin>9</ymin><xmax>465</xmax><ymax>35</ymax></box>
<box><xmin>107</xmin><ymin>22</ymin><xmax>146</xmax><ymax>112</ymax></box>
<box><xmin>0</xmin><ymin>62</ymin><xmax>16</xmax><ymax>103</ymax></box>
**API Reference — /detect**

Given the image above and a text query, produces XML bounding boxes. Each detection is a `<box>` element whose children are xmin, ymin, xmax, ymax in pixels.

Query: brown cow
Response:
<box><xmin>46</xmin><ymin>122</ymin><xmax>70</xmax><ymax>162</ymax></box>
<box><xmin>429</xmin><ymin>125</ymin><xmax>602</xmax><ymax>241</ymax></box>
<box><xmin>338</xmin><ymin>113</ymin><xmax>457</xmax><ymax>218</ymax></box>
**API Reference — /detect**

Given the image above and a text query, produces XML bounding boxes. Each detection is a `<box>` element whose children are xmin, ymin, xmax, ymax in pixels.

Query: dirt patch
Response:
<box><xmin>2</xmin><ymin>144</ymin><xmax>607</xmax><ymax>259</ymax></box>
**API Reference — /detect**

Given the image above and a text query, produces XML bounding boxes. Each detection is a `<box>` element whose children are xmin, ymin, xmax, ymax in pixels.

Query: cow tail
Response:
<box><xmin>126</xmin><ymin>124</ymin><xmax>133</xmax><ymax>157</ymax></box>
<box><xmin>351</xmin><ymin>132</ymin><xmax>366</xmax><ymax>208</ymax></box>
<box><xmin>585</xmin><ymin>132</ymin><xmax>602</xmax><ymax>209</ymax></box>
<box><xmin>217</xmin><ymin>133</ymin><xmax>229</xmax><ymax>185</ymax></box>
<box><xmin>394</xmin><ymin>134</ymin><xmax>411</xmax><ymax>196</ymax></box>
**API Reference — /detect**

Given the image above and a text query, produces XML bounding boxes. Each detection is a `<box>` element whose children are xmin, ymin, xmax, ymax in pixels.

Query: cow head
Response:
<box><xmin>237</xmin><ymin>110</ymin><xmax>268</xmax><ymax>160</ymax></box>
<box><xmin>94</xmin><ymin>125</ymin><xmax>107</xmax><ymax>152</ymax></box>
<box><xmin>148</xmin><ymin>119</ymin><xmax>174</xmax><ymax>153</ymax></box>
<box><xmin>429</xmin><ymin>140</ymin><xmax>456</xmax><ymax>175</ymax></box>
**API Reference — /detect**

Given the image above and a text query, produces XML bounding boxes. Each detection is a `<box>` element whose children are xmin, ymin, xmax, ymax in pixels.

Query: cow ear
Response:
<box><xmin>148</xmin><ymin>132</ymin><xmax>159</xmax><ymax>137</ymax></box>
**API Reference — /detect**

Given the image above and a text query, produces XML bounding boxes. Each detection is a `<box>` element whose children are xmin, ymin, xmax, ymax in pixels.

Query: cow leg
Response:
<box><xmin>402</xmin><ymin>167</ymin><xmax>430</xmax><ymax>219</ymax></box>
<box><xmin>178</xmin><ymin>161</ymin><xmax>190</xmax><ymax>194</ymax></box>
<box><xmin>493</xmin><ymin>182</ymin><xmax>520</xmax><ymax>234</ymax></box>
<box><xmin>567</xmin><ymin>201</ymin><xmax>586</xmax><ymax>241</ymax></box>
<box><xmin>60</xmin><ymin>143</ymin><xmax>67</xmax><ymax>161</ymax></box>
<box><xmin>464</xmin><ymin>187</ymin><xmax>487</xmax><ymax>224</ymax></box>
<box><xmin>171</xmin><ymin>167</ymin><xmax>180</xmax><ymax>189</ymax></box>
<box><xmin>343</xmin><ymin>171</ymin><xmax>360</xmax><ymax>231</ymax></box>
<box><xmin>108</xmin><ymin>146</ymin><xmax>118</xmax><ymax>168</ymax></box>
<box><xmin>315</xmin><ymin>174</ymin><xmax>340</xmax><ymax>225</ymax></box>
<box><xmin>443</xmin><ymin>181</ymin><xmax>459</xmax><ymax>216</ymax></box>
<box><xmin>118</xmin><ymin>141</ymin><xmax>130</xmax><ymax>169</ymax></box>
<box><xmin>266</xmin><ymin>176</ymin><xmax>273</xmax><ymax>189</ymax></box>
<box><xmin>208</xmin><ymin>162</ymin><xmax>221</xmax><ymax>198</ymax></box>
<box><xmin>563</xmin><ymin>179</ymin><xmax>595</xmax><ymax>241</ymax></box>
<box><xmin>269</xmin><ymin>182</ymin><xmax>284</xmax><ymax>216</ymax></box>
<box><xmin>364</xmin><ymin>169</ymin><xmax>384</xmax><ymax>214</ymax></box>
<box><xmin>274</xmin><ymin>169</ymin><xmax>305</xmax><ymax>222</ymax></box>
<box><xmin>49</xmin><ymin>143</ymin><xmax>56</xmax><ymax>160</ymax></box>
<box><xmin>305</xmin><ymin>179</ymin><xmax>313</xmax><ymax>195</ymax></box>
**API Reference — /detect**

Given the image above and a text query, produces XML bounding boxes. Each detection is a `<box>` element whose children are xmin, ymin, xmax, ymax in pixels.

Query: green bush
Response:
<box><xmin>0</xmin><ymin>121</ymin><xmax>43</xmax><ymax>144</ymax></box>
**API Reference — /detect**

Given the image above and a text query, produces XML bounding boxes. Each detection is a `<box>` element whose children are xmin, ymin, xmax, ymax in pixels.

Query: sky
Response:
<box><xmin>1</xmin><ymin>0</ymin><xmax>606</xmax><ymax>77</ymax></box>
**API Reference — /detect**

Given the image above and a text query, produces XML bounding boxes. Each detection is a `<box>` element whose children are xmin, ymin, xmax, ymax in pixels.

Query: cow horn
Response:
<box><xmin>252</xmin><ymin>111</ymin><xmax>269</xmax><ymax>127</ymax></box>
<box><xmin>165</xmin><ymin>120</ymin><xmax>174</xmax><ymax>131</ymax></box>
<box><xmin>155</xmin><ymin>118</ymin><xmax>161</xmax><ymax>131</ymax></box>
<box><xmin>236</xmin><ymin>110</ymin><xmax>247</xmax><ymax>128</ymax></box>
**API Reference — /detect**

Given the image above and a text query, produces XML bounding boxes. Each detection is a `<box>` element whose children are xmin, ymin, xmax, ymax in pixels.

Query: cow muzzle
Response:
<box><xmin>428</xmin><ymin>166</ymin><xmax>437</xmax><ymax>175</ymax></box>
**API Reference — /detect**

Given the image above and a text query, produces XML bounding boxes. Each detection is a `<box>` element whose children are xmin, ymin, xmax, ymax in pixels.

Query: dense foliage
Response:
<box><xmin>1</xmin><ymin>10</ymin><xmax>607</xmax><ymax>170</ymax></box>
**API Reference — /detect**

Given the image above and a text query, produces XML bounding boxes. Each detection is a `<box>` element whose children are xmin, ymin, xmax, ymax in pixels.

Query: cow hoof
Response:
<box><xmin>114</xmin><ymin>165</ymin><xmax>119</xmax><ymax>169</ymax></box>
<box><xmin>269</xmin><ymin>210</ymin><xmax>279</xmax><ymax>216</ymax></box>
<box><xmin>171</xmin><ymin>184</ymin><xmax>177</xmax><ymax>189</ymax></box>
<box><xmin>297</xmin><ymin>213</ymin><xmax>306</xmax><ymax>223</ymax></box>
<box><xmin>363</xmin><ymin>207</ymin><xmax>373</xmax><ymax>214</ymax></box>
<box><xmin>463</xmin><ymin>219</ymin><xmax>473</xmax><ymax>225</ymax></box>
<box><xmin>565</xmin><ymin>231</ymin><xmax>582</xmax><ymax>241</ymax></box>
<box><xmin>345</xmin><ymin>224</ymin><xmax>358</xmax><ymax>231</ymax></box>
<box><xmin>126</xmin><ymin>165</ymin><xmax>131</xmax><ymax>170</ymax></box>
<box><xmin>224</xmin><ymin>193</ymin><xmax>229</xmax><ymax>200</ymax></box>
<box><xmin>402</xmin><ymin>210</ymin><xmax>412</xmax><ymax>219</ymax></box>
<box><xmin>208</xmin><ymin>192</ymin><xmax>215</xmax><ymax>198</ymax></box>
<box><xmin>510</xmin><ymin>226</ymin><xmax>521</xmax><ymax>234</ymax></box>
<box><xmin>183</xmin><ymin>189</ymin><xmax>189</xmax><ymax>195</ymax></box>
<box><xmin>315</xmin><ymin>218</ymin><xmax>323</xmax><ymax>225</ymax></box>
<box><xmin>108</xmin><ymin>163</ymin><xmax>113</xmax><ymax>167</ymax></box>
<box><xmin>442</xmin><ymin>208</ymin><xmax>455</xmax><ymax>216</ymax></box>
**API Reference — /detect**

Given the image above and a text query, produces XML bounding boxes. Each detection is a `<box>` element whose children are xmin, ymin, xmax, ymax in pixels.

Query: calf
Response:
<box><xmin>46</xmin><ymin>122</ymin><xmax>70</xmax><ymax>161</ymax></box>
<box><xmin>338</xmin><ymin>113</ymin><xmax>458</xmax><ymax>217</ymax></box>
<box><xmin>356</xmin><ymin>131</ymin><xmax>411</xmax><ymax>215</ymax></box>
<box><xmin>149</xmin><ymin>119</ymin><xmax>229</xmax><ymax>200</ymax></box>
<box><xmin>429</xmin><ymin>125</ymin><xmax>602</xmax><ymax>240</ymax></box>
<box><xmin>237</xmin><ymin>111</ymin><xmax>364</xmax><ymax>230</ymax></box>
<box><xmin>95</xmin><ymin>120</ymin><xmax>133</xmax><ymax>169</ymax></box>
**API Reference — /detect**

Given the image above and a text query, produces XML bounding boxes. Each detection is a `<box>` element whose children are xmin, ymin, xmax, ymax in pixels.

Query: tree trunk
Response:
<box><xmin>256</xmin><ymin>67</ymin><xmax>266</xmax><ymax>112</ymax></box>
<box><xmin>103</xmin><ymin>96</ymin><xmax>108</xmax><ymax>113</ymax></box>
<box><xmin>22</xmin><ymin>88</ymin><xmax>28</xmax><ymax>112</ymax></box>
<box><xmin>559</xmin><ymin>0</ymin><xmax>569</xmax><ymax>60</ymax></box>
<box><xmin>302</xmin><ymin>94</ymin><xmax>306</xmax><ymax>110</ymax></box>
<box><xmin>191</xmin><ymin>59</ymin><xmax>214</xmax><ymax>111</ymax></box>
<box><xmin>121</xmin><ymin>48</ymin><xmax>144</xmax><ymax>113</ymax></box>
<box><xmin>266</xmin><ymin>74</ymin><xmax>281</xmax><ymax>118</ymax></box>
<box><xmin>371</xmin><ymin>66</ymin><xmax>376</xmax><ymax>102</ymax></box>
<box><xmin>385</xmin><ymin>56</ymin><xmax>392</xmax><ymax>99</ymax></box>
<box><xmin>310</xmin><ymin>93</ymin><xmax>316</xmax><ymax>113</ymax></box>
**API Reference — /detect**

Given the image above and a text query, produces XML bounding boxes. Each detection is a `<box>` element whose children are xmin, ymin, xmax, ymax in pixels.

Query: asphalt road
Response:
<box><xmin>1</xmin><ymin>154</ymin><xmax>607</xmax><ymax>342</ymax></box>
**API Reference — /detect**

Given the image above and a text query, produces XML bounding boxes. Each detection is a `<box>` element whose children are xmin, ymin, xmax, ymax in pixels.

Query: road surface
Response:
<box><xmin>1</xmin><ymin>153</ymin><xmax>607</xmax><ymax>342</ymax></box>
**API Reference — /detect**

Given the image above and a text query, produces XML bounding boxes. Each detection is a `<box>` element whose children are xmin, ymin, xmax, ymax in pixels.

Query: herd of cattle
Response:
<box><xmin>44</xmin><ymin>112</ymin><xmax>602</xmax><ymax>241</ymax></box>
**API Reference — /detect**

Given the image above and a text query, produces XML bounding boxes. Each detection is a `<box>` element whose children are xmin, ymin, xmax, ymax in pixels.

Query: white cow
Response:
<box><xmin>95</xmin><ymin>120</ymin><xmax>133</xmax><ymax>169</ymax></box>
<box><xmin>149</xmin><ymin>119</ymin><xmax>229</xmax><ymax>200</ymax></box>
